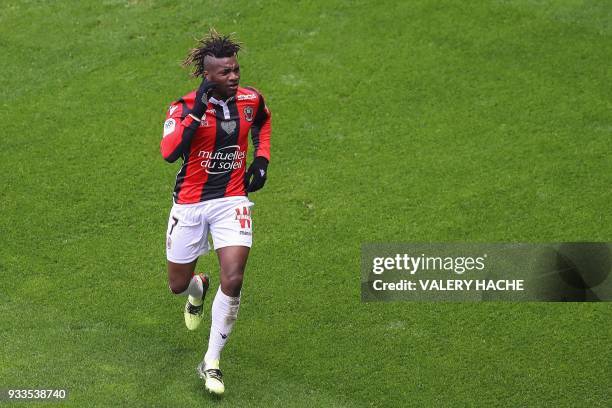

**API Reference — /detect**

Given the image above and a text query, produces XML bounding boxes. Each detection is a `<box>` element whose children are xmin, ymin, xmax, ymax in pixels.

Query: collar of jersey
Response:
<box><xmin>208</xmin><ymin>96</ymin><xmax>235</xmax><ymax>105</ymax></box>
<box><xmin>208</xmin><ymin>96</ymin><xmax>235</xmax><ymax>120</ymax></box>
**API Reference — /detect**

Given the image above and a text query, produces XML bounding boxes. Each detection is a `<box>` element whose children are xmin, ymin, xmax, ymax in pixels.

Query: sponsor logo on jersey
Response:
<box><xmin>163</xmin><ymin>118</ymin><xmax>176</xmax><ymax>137</ymax></box>
<box><xmin>243</xmin><ymin>106</ymin><xmax>254</xmax><ymax>122</ymax></box>
<box><xmin>237</xmin><ymin>93</ymin><xmax>257</xmax><ymax>101</ymax></box>
<box><xmin>198</xmin><ymin>145</ymin><xmax>246</xmax><ymax>175</ymax></box>
<box><xmin>168</xmin><ymin>105</ymin><xmax>178</xmax><ymax>115</ymax></box>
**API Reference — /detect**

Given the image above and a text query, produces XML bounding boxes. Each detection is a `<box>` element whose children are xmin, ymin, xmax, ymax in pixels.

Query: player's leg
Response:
<box><xmin>198</xmin><ymin>246</ymin><xmax>249</xmax><ymax>395</ymax></box>
<box><xmin>167</xmin><ymin>259</ymin><xmax>198</xmax><ymax>294</ymax></box>
<box><xmin>218</xmin><ymin>246</ymin><xmax>249</xmax><ymax>296</ymax></box>
<box><xmin>198</xmin><ymin>198</ymin><xmax>254</xmax><ymax>395</ymax></box>
<box><xmin>207</xmin><ymin>246</ymin><xmax>249</xmax><ymax>357</ymax></box>
<box><xmin>167</xmin><ymin>260</ymin><xmax>210</xmax><ymax>331</ymax></box>
<box><xmin>166</xmin><ymin>205</ymin><xmax>211</xmax><ymax>330</ymax></box>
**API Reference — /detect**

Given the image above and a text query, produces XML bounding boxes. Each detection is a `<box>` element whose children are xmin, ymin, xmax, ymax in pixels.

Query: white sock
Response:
<box><xmin>178</xmin><ymin>274</ymin><xmax>204</xmax><ymax>305</ymax></box>
<box><xmin>204</xmin><ymin>287</ymin><xmax>241</xmax><ymax>365</ymax></box>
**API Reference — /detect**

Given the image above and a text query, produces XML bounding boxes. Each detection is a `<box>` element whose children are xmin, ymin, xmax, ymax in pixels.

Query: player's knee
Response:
<box><xmin>168</xmin><ymin>278</ymin><xmax>190</xmax><ymax>295</ymax></box>
<box><xmin>167</xmin><ymin>261</ymin><xmax>197</xmax><ymax>294</ymax></box>
<box><xmin>222</xmin><ymin>272</ymin><xmax>244</xmax><ymax>297</ymax></box>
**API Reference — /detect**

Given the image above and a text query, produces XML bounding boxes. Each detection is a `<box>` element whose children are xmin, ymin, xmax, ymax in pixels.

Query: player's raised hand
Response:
<box><xmin>244</xmin><ymin>156</ymin><xmax>269</xmax><ymax>193</ymax></box>
<box><xmin>191</xmin><ymin>78</ymin><xmax>217</xmax><ymax>119</ymax></box>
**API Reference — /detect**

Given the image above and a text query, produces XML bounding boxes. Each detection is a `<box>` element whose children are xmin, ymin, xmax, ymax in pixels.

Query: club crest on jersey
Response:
<box><xmin>243</xmin><ymin>106</ymin><xmax>254</xmax><ymax>122</ymax></box>
<box><xmin>221</xmin><ymin>120</ymin><xmax>236</xmax><ymax>135</ymax></box>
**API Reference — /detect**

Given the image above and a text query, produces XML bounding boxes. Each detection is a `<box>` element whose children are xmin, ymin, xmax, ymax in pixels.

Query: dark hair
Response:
<box><xmin>182</xmin><ymin>29</ymin><xmax>241</xmax><ymax>78</ymax></box>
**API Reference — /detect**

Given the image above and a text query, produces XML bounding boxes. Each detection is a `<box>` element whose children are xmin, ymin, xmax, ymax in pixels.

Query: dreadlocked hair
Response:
<box><xmin>182</xmin><ymin>29</ymin><xmax>241</xmax><ymax>78</ymax></box>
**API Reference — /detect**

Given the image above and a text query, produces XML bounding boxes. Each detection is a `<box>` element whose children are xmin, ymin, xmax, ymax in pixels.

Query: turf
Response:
<box><xmin>1</xmin><ymin>0</ymin><xmax>611</xmax><ymax>406</ymax></box>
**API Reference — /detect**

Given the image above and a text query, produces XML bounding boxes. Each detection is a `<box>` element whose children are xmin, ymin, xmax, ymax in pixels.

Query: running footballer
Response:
<box><xmin>159</xmin><ymin>30</ymin><xmax>271</xmax><ymax>396</ymax></box>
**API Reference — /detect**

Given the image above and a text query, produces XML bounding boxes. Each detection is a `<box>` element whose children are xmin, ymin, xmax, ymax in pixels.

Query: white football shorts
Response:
<box><xmin>165</xmin><ymin>196</ymin><xmax>254</xmax><ymax>264</ymax></box>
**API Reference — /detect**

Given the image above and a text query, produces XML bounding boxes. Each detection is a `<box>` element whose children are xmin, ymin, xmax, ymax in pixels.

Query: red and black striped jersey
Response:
<box><xmin>160</xmin><ymin>86</ymin><xmax>271</xmax><ymax>204</ymax></box>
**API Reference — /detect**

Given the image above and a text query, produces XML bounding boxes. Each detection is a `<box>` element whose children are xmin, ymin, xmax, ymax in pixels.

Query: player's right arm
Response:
<box><xmin>160</xmin><ymin>102</ymin><xmax>200</xmax><ymax>163</ymax></box>
<box><xmin>160</xmin><ymin>79</ymin><xmax>216</xmax><ymax>163</ymax></box>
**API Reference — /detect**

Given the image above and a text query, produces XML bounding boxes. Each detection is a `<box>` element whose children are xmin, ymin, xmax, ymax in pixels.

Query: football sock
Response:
<box><xmin>204</xmin><ymin>286</ymin><xmax>241</xmax><ymax>364</ymax></box>
<box><xmin>179</xmin><ymin>274</ymin><xmax>204</xmax><ymax>306</ymax></box>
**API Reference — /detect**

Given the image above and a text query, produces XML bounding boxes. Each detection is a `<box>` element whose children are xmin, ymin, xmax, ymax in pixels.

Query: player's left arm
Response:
<box><xmin>250</xmin><ymin>93</ymin><xmax>271</xmax><ymax>161</ymax></box>
<box><xmin>245</xmin><ymin>92</ymin><xmax>271</xmax><ymax>192</ymax></box>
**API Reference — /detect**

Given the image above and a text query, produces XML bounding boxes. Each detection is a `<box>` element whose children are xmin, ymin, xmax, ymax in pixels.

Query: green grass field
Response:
<box><xmin>1</xmin><ymin>0</ymin><xmax>611</xmax><ymax>406</ymax></box>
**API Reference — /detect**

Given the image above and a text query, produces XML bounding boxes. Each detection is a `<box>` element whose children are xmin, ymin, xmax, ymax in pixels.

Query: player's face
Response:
<box><xmin>205</xmin><ymin>56</ymin><xmax>240</xmax><ymax>99</ymax></box>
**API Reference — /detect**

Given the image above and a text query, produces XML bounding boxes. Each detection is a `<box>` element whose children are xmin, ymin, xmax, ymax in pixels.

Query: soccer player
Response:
<box><xmin>159</xmin><ymin>30</ymin><xmax>271</xmax><ymax>396</ymax></box>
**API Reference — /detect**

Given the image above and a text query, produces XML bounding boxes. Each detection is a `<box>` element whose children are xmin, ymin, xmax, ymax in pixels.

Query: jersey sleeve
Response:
<box><xmin>250</xmin><ymin>93</ymin><xmax>271</xmax><ymax>161</ymax></box>
<box><xmin>159</xmin><ymin>99</ymin><xmax>200</xmax><ymax>163</ymax></box>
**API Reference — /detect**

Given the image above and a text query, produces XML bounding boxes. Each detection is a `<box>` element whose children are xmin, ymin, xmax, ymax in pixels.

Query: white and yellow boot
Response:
<box><xmin>197</xmin><ymin>359</ymin><xmax>224</xmax><ymax>395</ymax></box>
<box><xmin>184</xmin><ymin>274</ymin><xmax>209</xmax><ymax>330</ymax></box>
